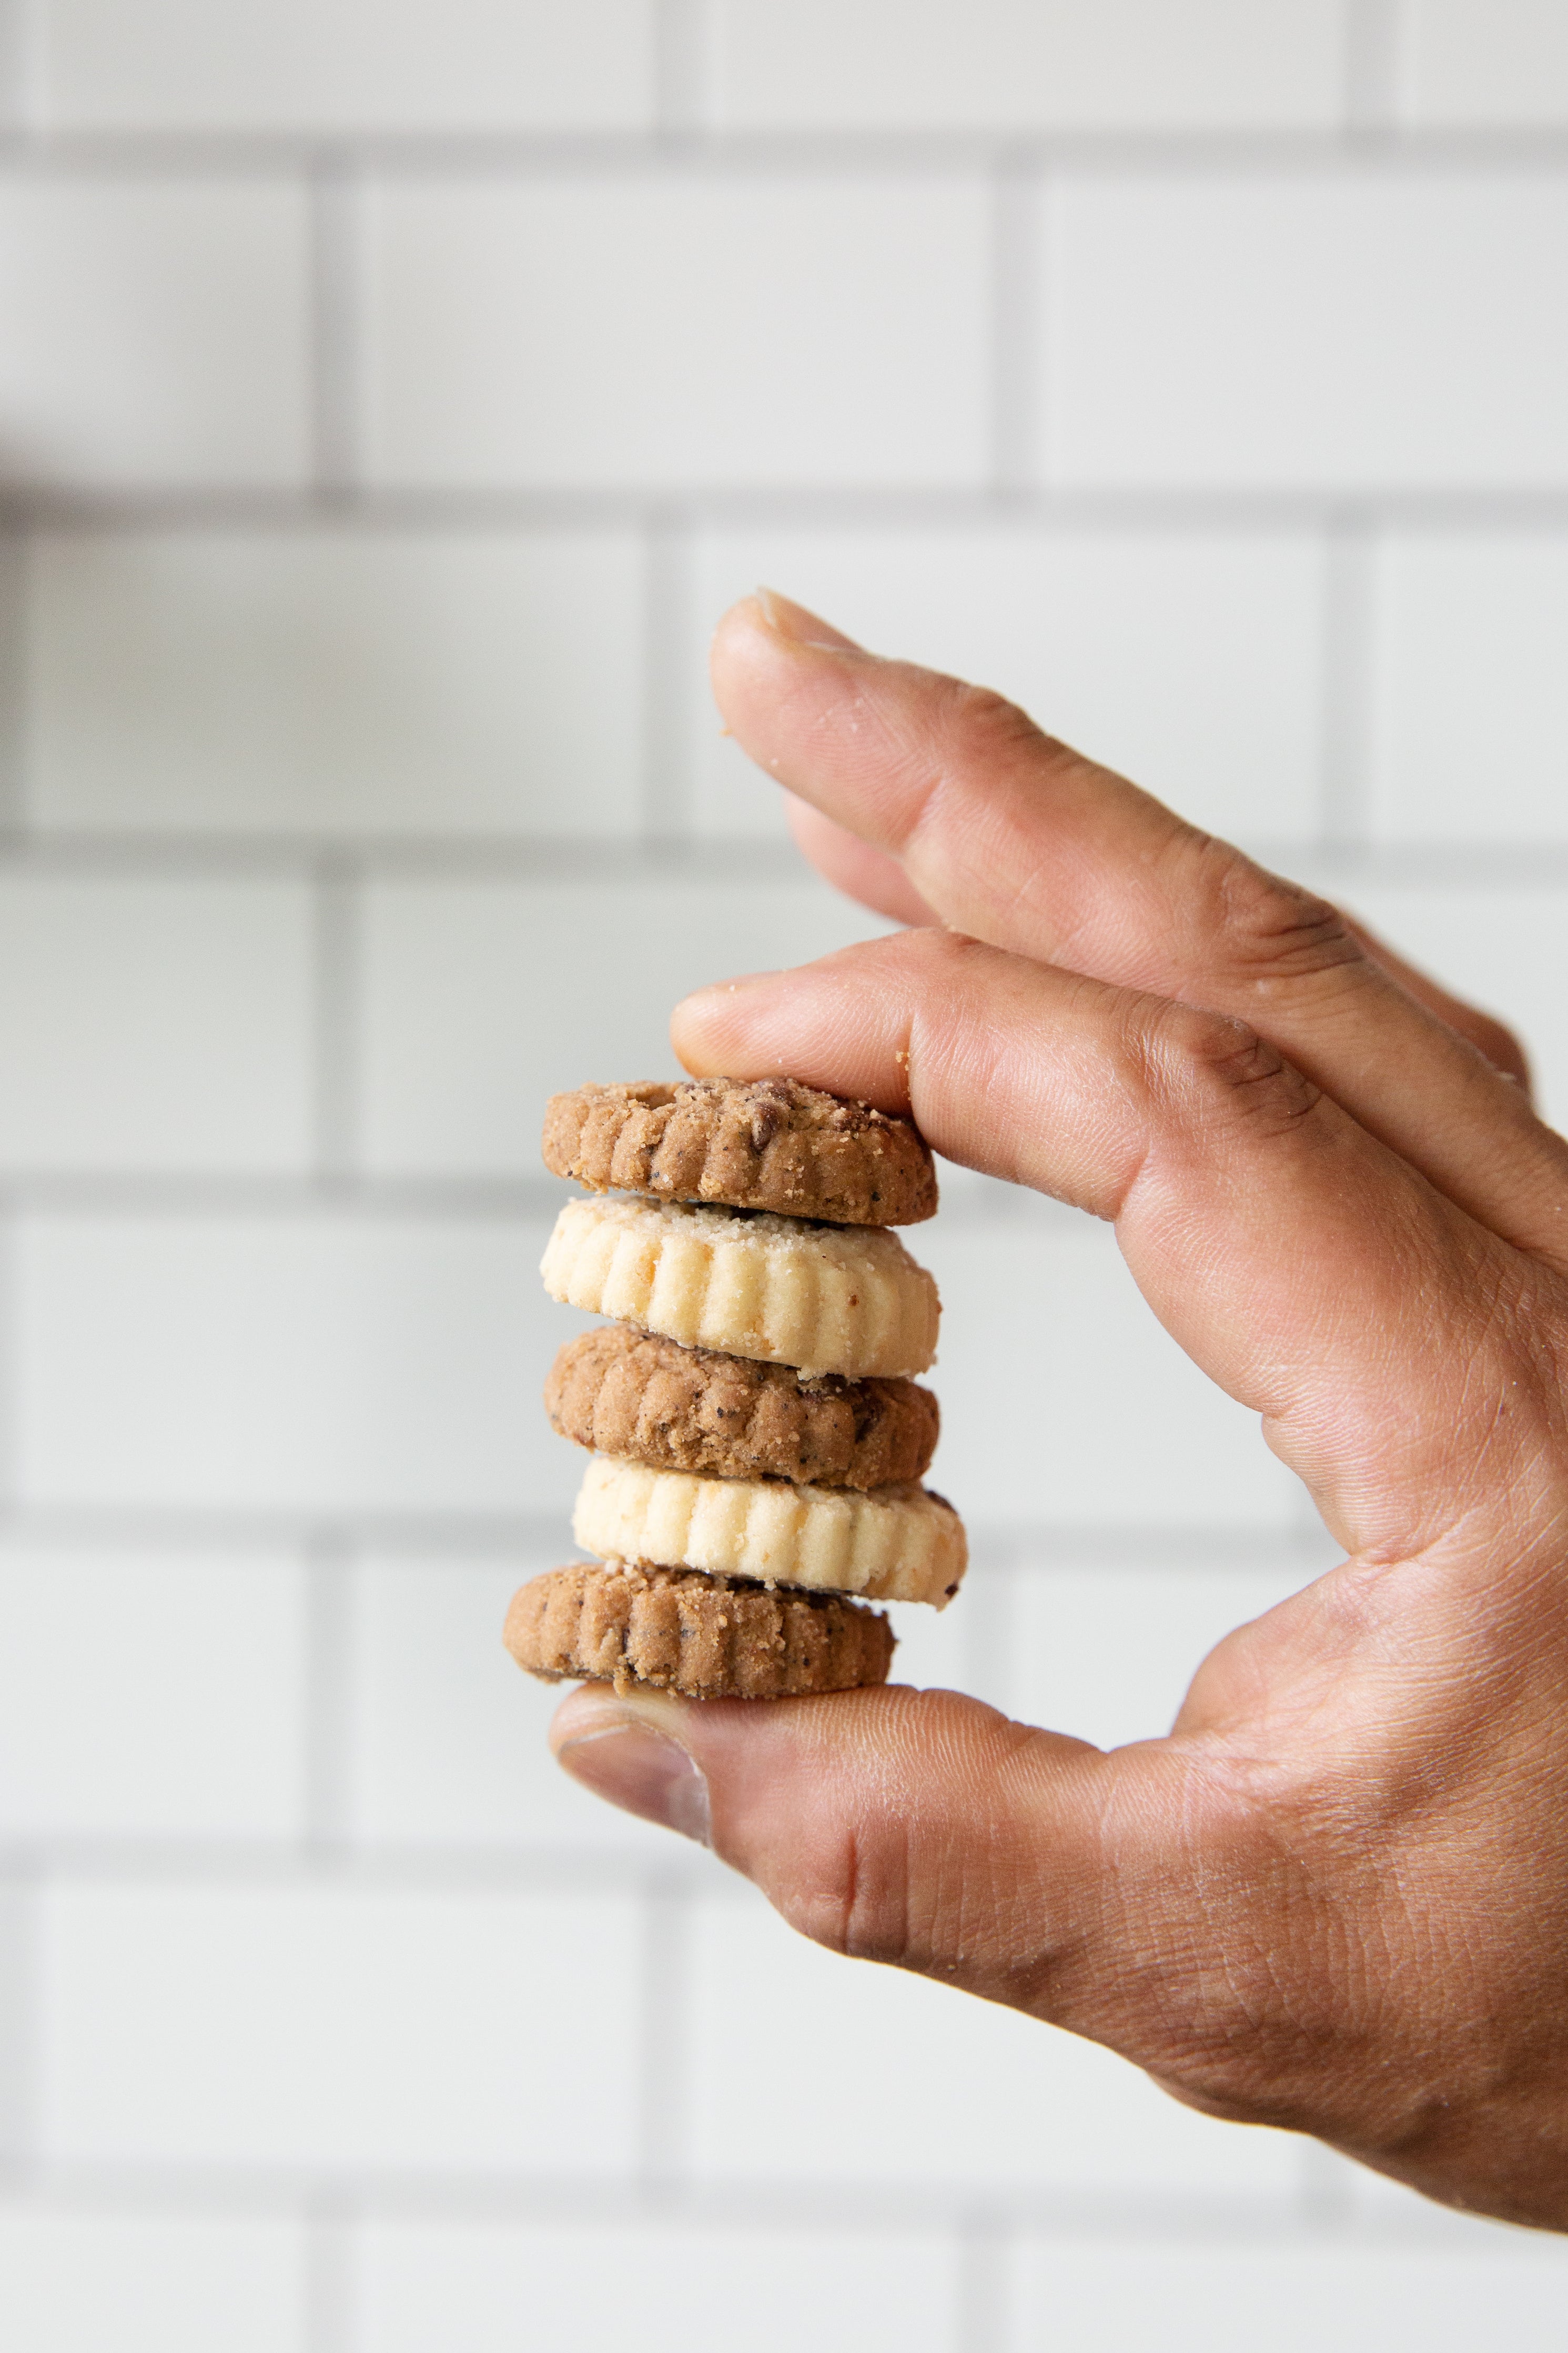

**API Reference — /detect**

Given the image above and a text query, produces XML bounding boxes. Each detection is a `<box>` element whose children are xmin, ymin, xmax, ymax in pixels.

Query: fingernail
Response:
<box><xmin>555</xmin><ymin>1695</ymin><xmax>712</xmax><ymax>1845</ymax></box>
<box><xmin>754</xmin><ymin>587</ymin><xmax>864</xmax><ymax>654</ymax></box>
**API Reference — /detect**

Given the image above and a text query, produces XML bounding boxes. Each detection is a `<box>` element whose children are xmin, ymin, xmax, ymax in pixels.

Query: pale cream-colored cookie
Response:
<box><xmin>572</xmin><ymin>1455</ymin><xmax>967</xmax><ymax>1608</ymax></box>
<box><xmin>504</xmin><ymin>1561</ymin><xmax>895</xmax><ymax>1697</ymax></box>
<box><xmin>539</xmin><ymin>1194</ymin><xmax>939</xmax><ymax>1380</ymax></box>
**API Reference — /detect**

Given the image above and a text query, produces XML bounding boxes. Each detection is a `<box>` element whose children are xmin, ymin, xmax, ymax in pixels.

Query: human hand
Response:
<box><xmin>552</xmin><ymin>589</ymin><xmax>1568</xmax><ymax>2230</ymax></box>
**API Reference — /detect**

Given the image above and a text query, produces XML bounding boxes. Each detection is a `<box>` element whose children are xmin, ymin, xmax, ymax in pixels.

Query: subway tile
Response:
<box><xmin>1399</xmin><ymin>1</ymin><xmax>1568</xmax><ymax>126</ymax></box>
<box><xmin>690</xmin><ymin>1886</ymin><xmax>1303</xmax><ymax>2195</ymax></box>
<box><xmin>39</xmin><ymin>1881</ymin><xmax>641</xmax><ymax>2170</ymax></box>
<box><xmin>1005</xmin><ymin>1559</ymin><xmax>1327</xmax><ymax>1747</ymax></box>
<box><xmin>362</xmin><ymin>177</ymin><xmax>990</xmax><ymax>489</ymax></box>
<box><xmin>1005</xmin><ymin>2236</ymin><xmax>1568</xmax><ymax>2352</ymax></box>
<box><xmin>13</xmin><ymin>1213</ymin><xmax>585</xmax><ymax>1519</ymax></box>
<box><xmin>0</xmin><ymin>2209</ymin><xmax>306</xmax><ymax>2353</ymax></box>
<box><xmin>26</xmin><ymin>531</ymin><xmax>644</xmax><ymax>840</ymax></box>
<box><xmin>916</xmin><ymin>1206</ymin><xmax>1305</xmax><ymax>1531</ymax></box>
<box><xmin>0</xmin><ymin>876</ymin><xmax>313</xmax><ymax>1171</ymax></box>
<box><xmin>352</xmin><ymin>2216</ymin><xmax>961</xmax><ymax>2353</ymax></box>
<box><xmin>357</xmin><ymin>877</ymin><xmax>894</xmax><ymax>1176</ymax></box>
<box><xmin>1368</xmin><ymin>533</ymin><xmax>1568</xmax><ymax>848</ymax></box>
<box><xmin>713</xmin><ymin>0</ymin><xmax>1348</xmax><ymax>130</ymax></box>
<box><xmin>37</xmin><ymin>0</ymin><xmax>653</xmax><ymax>131</ymax></box>
<box><xmin>1342</xmin><ymin>882</ymin><xmax>1568</xmax><ymax>1133</ymax></box>
<box><xmin>691</xmin><ymin>527</ymin><xmax>1326</xmax><ymax>848</ymax></box>
<box><xmin>0</xmin><ymin>179</ymin><xmax>309</xmax><ymax>488</ymax></box>
<box><xmin>0</xmin><ymin>1543</ymin><xmax>307</xmax><ymax>1840</ymax></box>
<box><xmin>1044</xmin><ymin>175</ymin><xmax>1568</xmax><ymax>489</ymax></box>
<box><xmin>345</xmin><ymin>1550</ymin><xmax>689</xmax><ymax>1857</ymax></box>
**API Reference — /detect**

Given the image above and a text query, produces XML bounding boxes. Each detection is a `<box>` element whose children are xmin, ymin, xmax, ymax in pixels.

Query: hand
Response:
<box><xmin>551</xmin><ymin>589</ymin><xmax>1568</xmax><ymax>2231</ymax></box>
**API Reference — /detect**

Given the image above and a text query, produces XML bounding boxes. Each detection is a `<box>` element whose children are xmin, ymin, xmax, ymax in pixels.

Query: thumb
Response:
<box><xmin>551</xmin><ymin>1680</ymin><xmax>1129</xmax><ymax>2005</ymax></box>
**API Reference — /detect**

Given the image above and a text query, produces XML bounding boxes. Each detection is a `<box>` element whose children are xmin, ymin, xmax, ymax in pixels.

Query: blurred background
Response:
<box><xmin>1</xmin><ymin>1</ymin><xmax>1567</xmax><ymax>2345</ymax></box>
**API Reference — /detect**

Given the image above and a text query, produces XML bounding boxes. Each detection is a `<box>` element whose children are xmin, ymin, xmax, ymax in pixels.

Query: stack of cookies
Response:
<box><xmin>504</xmin><ymin>1078</ymin><xmax>967</xmax><ymax>1701</ymax></box>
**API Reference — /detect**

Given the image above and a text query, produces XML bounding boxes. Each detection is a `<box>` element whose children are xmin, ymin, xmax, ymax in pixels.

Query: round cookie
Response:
<box><xmin>573</xmin><ymin>1457</ymin><xmax>968</xmax><ymax>1610</ymax></box>
<box><xmin>543</xmin><ymin>1078</ymin><xmax>937</xmax><ymax>1226</ymax></box>
<box><xmin>540</xmin><ymin>1194</ymin><xmax>939</xmax><ymax>1380</ymax></box>
<box><xmin>545</xmin><ymin>1325</ymin><xmax>940</xmax><ymax>1491</ymax></box>
<box><xmin>504</xmin><ymin>1560</ymin><xmax>895</xmax><ymax>1698</ymax></box>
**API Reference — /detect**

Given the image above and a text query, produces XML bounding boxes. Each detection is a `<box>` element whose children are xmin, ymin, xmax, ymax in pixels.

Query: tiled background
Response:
<box><xmin>1</xmin><ymin>1</ymin><xmax>1567</xmax><ymax>2345</ymax></box>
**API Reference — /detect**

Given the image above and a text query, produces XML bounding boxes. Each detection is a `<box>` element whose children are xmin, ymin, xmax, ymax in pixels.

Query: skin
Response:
<box><xmin>552</xmin><ymin>589</ymin><xmax>1568</xmax><ymax>2230</ymax></box>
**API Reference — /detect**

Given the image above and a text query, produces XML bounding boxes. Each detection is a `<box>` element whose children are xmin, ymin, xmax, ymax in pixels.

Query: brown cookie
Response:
<box><xmin>504</xmin><ymin>1561</ymin><xmax>895</xmax><ymax>1698</ymax></box>
<box><xmin>545</xmin><ymin>1325</ymin><xmax>939</xmax><ymax>1491</ymax></box>
<box><xmin>542</xmin><ymin>1078</ymin><xmax>936</xmax><ymax>1226</ymax></box>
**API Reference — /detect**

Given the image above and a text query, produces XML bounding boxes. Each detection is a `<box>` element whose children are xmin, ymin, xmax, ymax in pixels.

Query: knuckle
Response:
<box><xmin>1178</xmin><ymin>838</ymin><xmax>1363</xmax><ymax>989</ymax></box>
<box><xmin>1138</xmin><ymin>997</ymin><xmax>1323</xmax><ymax>1137</ymax></box>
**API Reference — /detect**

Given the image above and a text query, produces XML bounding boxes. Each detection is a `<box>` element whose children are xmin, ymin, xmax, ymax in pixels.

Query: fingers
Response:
<box><xmin>713</xmin><ymin>595</ymin><xmax>1568</xmax><ymax>1256</ymax></box>
<box><xmin>544</xmin><ymin>1670</ymin><xmax>1441</xmax><ymax>2150</ymax></box>
<box><xmin>786</xmin><ymin>797</ymin><xmax>937</xmax><ymax>928</ymax></box>
<box><xmin>674</xmin><ymin>929</ymin><xmax>1540</xmax><ymax>1549</ymax></box>
<box><xmin>1340</xmin><ymin>913</ymin><xmax>1532</xmax><ymax>1093</ymax></box>
<box><xmin>550</xmin><ymin>1677</ymin><xmax>1136</xmax><ymax>2023</ymax></box>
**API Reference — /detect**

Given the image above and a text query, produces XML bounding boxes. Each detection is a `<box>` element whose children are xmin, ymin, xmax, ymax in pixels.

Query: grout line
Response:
<box><xmin>0</xmin><ymin>1213</ymin><xmax>16</xmax><ymax>1516</ymax></box>
<box><xmin>635</xmin><ymin>1877</ymin><xmax>695</xmax><ymax>2193</ymax></box>
<box><xmin>302</xmin><ymin>1536</ymin><xmax>357</xmax><ymax>1852</ymax></box>
<box><xmin>311</xmin><ymin>858</ymin><xmax>361</xmax><ymax>1183</ymax></box>
<box><xmin>1345</xmin><ymin>0</ymin><xmax>1404</xmax><ymax>136</ymax></box>
<box><xmin>957</xmin><ymin>2213</ymin><xmax>1011</xmax><ymax>2353</ymax></box>
<box><xmin>989</xmin><ymin>155</ymin><xmax>1040</xmax><ymax>492</ymax></box>
<box><xmin>2</xmin><ymin>826</ymin><xmax>1566</xmax><ymax>891</ymax></box>
<box><xmin>654</xmin><ymin>0</ymin><xmax>713</xmax><ymax>138</ymax></box>
<box><xmin>1319</xmin><ymin>512</ymin><xmax>1378</xmax><ymax>853</ymax></box>
<box><xmin>308</xmin><ymin>154</ymin><xmax>362</xmax><ymax>501</ymax></box>
<box><xmin>304</xmin><ymin>2195</ymin><xmax>355</xmax><ymax>2353</ymax></box>
<box><xmin>15</xmin><ymin>485</ymin><xmax>1568</xmax><ymax>534</ymax></box>
<box><xmin>0</xmin><ymin>1865</ymin><xmax>38</xmax><ymax>2171</ymax></box>
<box><xmin>4</xmin><ymin>124</ymin><xmax>1568</xmax><ymax>176</ymax></box>
<box><xmin>641</xmin><ymin>511</ymin><xmax>697</xmax><ymax>842</ymax></box>
<box><xmin>0</xmin><ymin>529</ymin><xmax>25</xmax><ymax>833</ymax></box>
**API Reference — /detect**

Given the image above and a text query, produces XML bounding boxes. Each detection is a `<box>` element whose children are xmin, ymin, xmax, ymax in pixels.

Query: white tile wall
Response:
<box><xmin>690</xmin><ymin>527</ymin><xmax>1327</xmax><ymax>847</ymax></box>
<box><xmin>1044</xmin><ymin>177</ymin><xmax>1568</xmax><ymax>489</ymax></box>
<box><xmin>0</xmin><ymin>2</ymin><xmax>1562</xmax><ymax>2336</ymax></box>
<box><xmin>352</xmin><ymin>2216</ymin><xmax>963</xmax><ymax>2353</ymax></box>
<box><xmin>39</xmin><ymin>1881</ymin><xmax>642</xmax><ymax>2170</ymax></box>
<box><xmin>0</xmin><ymin>2210</ymin><xmax>307</xmax><ymax>2353</ymax></box>
<box><xmin>25</xmin><ymin>532</ymin><xmax>648</xmax><ymax>840</ymax></box>
<box><xmin>690</xmin><ymin>1885</ymin><xmax>1305</xmax><ymax>2197</ymax></box>
<box><xmin>36</xmin><ymin>0</ymin><xmax>655</xmax><ymax>133</ymax></box>
<box><xmin>712</xmin><ymin>0</ymin><xmax>1350</xmax><ymax>130</ymax></box>
<box><xmin>1007</xmin><ymin>2236</ymin><xmax>1568</xmax><ymax>2351</ymax></box>
<box><xmin>357</xmin><ymin>877</ymin><xmax>894</xmax><ymax>1174</ymax></box>
<box><xmin>13</xmin><ymin>1214</ymin><xmax>566</xmax><ymax>1516</ymax></box>
<box><xmin>362</xmin><ymin>177</ymin><xmax>993</xmax><ymax>490</ymax></box>
<box><xmin>0</xmin><ymin>875</ymin><xmax>313</xmax><ymax>1169</ymax></box>
<box><xmin>1369</xmin><ymin>532</ymin><xmax>1568</xmax><ymax>847</ymax></box>
<box><xmin>0</xmin><ymin>1543</ymin><xmax>307</xmax><ymax>1839</ymax></box>
<box><xmin>1399</xmin><ymin>0</ymin><xmax>1568</xmax><ymax>126</ymax></box>
<box><xmin>0</xmin><ymin>180</ymin><xmax>310</xmax><ymax>488</ymax></box>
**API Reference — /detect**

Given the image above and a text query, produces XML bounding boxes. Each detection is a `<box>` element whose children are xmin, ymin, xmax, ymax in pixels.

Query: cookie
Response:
<box><xmin>504</xmin><ymin>1560</ymin><xmax>895</xmax><ymax>1698</ymax></box>
<box><xmin>543</xmin><ymin>1079</ymin><xmax>936</xmax><ymax>1228</ymax></box>
<box><xmin>540</xmin><ymin>1194</ymin><xmax>939</xmax><ymax>1380</ymax></box>
<box><xmin>573</xmin><ymin>1456</ymin><xmax>967</xmax><ymax>1609</ymax></box>
<box><xmin>545</xmin><ymin>1325</ymin><xmax>940</xmax><ymax>1491</ymax></box>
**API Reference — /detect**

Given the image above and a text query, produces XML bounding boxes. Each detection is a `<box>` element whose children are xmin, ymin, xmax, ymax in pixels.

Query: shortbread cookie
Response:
<box><xmin>573</xmin><ymin>1456</ymin><xmax>967</xmax><ymax>1608</ymax></box>
<box><xmin>546</xmin><ymin>1325</ymin><xmax>939</xmax><ymax>1491</ymax></box>
<box><xmin>504</xmin><ymin>1560</ymin><xmax>895</xmax><ymax>1698</ymax></box>
<box><xmin>543</xmin><ymin>1078</ymin><xmax>936</xmax><ymax>1227</ymax></box>
<box><xmin>540</xmin><ymin>1195</ymin><xmax>939</xmax><ymax>1380</ymax></box>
